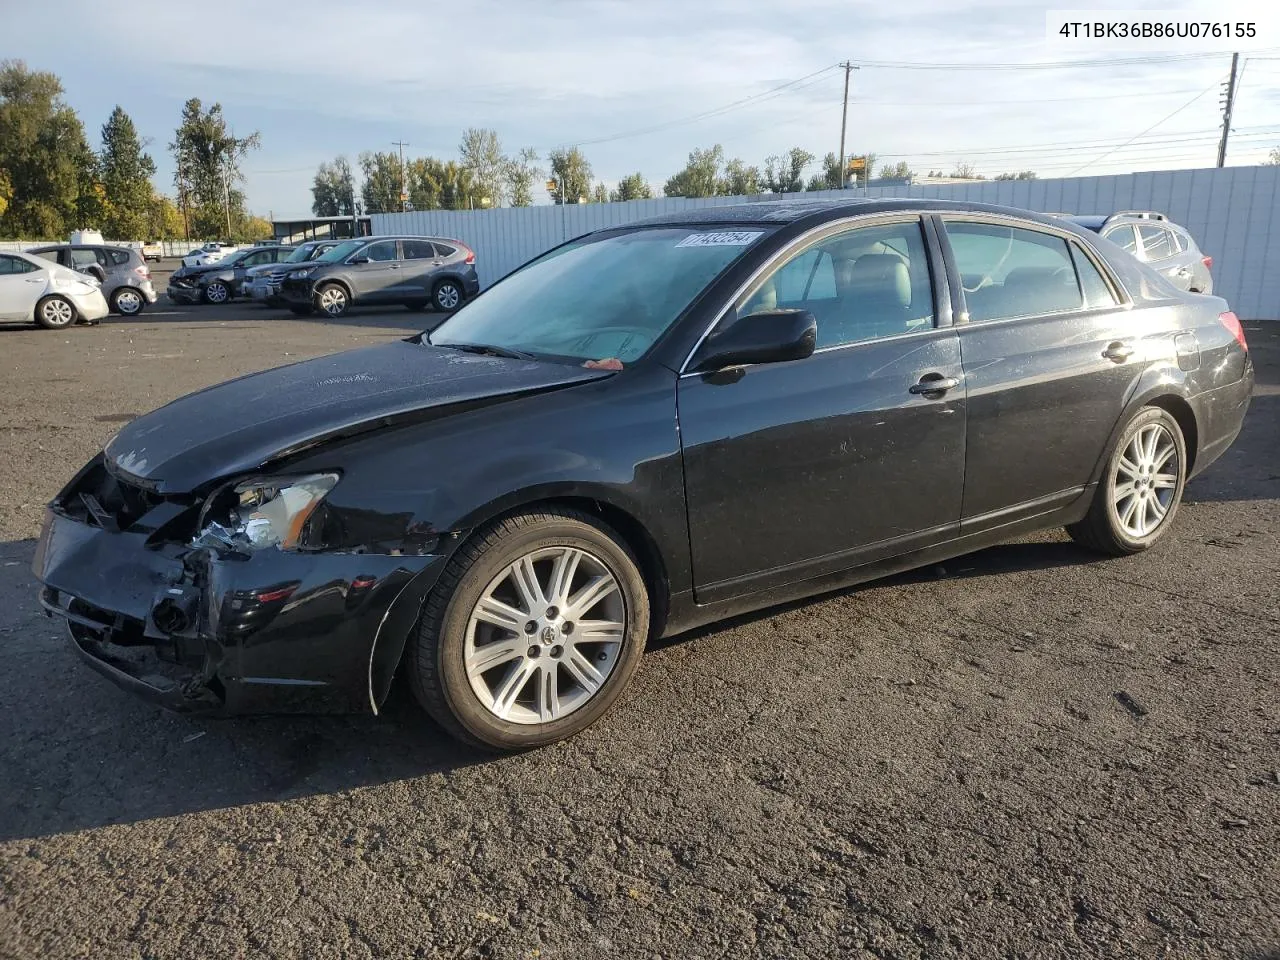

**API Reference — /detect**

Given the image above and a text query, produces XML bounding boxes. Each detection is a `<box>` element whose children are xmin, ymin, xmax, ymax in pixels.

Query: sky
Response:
<box><xmin>6</xmin><ymin>0</ymin><xmax>1280</xmax><ymax>219</ymax></box>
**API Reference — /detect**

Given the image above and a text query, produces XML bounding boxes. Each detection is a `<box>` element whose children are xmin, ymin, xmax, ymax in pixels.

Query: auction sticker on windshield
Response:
<box><xmin>676</xmin><ymin>231</ymin><xmax>764</xmax><ymax>247</ymax></box>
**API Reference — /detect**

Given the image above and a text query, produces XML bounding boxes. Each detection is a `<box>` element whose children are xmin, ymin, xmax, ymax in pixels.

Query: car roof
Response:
<box><xmin>625</xmin><ymin>196</ymin><xmax>1074</xmax><ymax>228</ymax></box>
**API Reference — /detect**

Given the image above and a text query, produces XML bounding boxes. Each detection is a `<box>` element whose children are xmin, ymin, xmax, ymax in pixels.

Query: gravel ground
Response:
<box><xmin>0</xmin><ymin>291</ymin><xmax>1276</xmax><ymax>959</ymax></box>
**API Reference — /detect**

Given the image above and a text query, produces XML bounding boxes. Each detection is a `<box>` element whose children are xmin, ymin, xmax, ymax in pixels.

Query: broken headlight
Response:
<box><xmin>193</xmin><ymin>473</ymin><xmax>338</xmax><ymax>552</ymax></box>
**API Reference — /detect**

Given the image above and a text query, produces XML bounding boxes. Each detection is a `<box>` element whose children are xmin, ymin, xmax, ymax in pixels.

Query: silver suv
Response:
<box><xmin>26</xmin><ymin>244</ymin><xmax>159</xmax><ymax>316</ymax></box>
<box><xmin>1066</xmin><ymin>211</ymin><xmax>1213</xmax><ymax>294</ymax></box>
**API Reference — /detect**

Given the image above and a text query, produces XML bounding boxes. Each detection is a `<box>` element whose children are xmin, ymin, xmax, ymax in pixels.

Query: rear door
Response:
<box><xmin>0</xmin><ymin>255</ymin><xmax>46</xmax><ymax>320</ymax></box>
<box><xmin>939</xmin><ymin>216</ymin><xmax>1139</xmax><ymax>529</ymax></box>
<box><xmin>1136</xmin><ymin>223</ymin><xmax>1193</xmax><ymax>290</ymax></box>
<box><xmin>400</xmin><ymin>239</ymin><xmax>439</xmax><ymax>299</ymax></box>
<box><xmin>348</xmin><ymin>240</ymin><xmax>402</xmax><ymax>301</ymax></box>
<box><xmin>678</xmin><ymin>215</ymin><xmax>967</xmax><ymax>602</ymax></box>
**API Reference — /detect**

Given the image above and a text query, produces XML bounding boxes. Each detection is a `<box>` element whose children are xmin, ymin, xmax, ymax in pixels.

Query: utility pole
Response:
<box><xmin>1217</xmin><ymin>52</ymin><xmax>1240</xmax><ymax>167</ymax></box>
<box><xmin>838</xmin><ymin>61</ymin><xmax>859</xmax><ymax>189</ymax></box>
<box><xmin>178</xmin><ymin>155</ymin><xmax>190</xmax><ymax>242</ymax></box>
<box><xmin>392</xmin><ymin>140</ymin><xmax>409</xmax><ymax>212</ymax></box>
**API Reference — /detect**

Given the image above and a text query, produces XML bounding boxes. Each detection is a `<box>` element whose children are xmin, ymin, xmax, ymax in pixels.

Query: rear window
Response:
<box><xmin>109</xmin><ymin>249</ymin><xmax>130</xmax><ymax>266</ymax></box>
<box><xmin>1102</xmin><ymin>224</ymin><xmax>1138</xmax><ymax>253</ymax></box>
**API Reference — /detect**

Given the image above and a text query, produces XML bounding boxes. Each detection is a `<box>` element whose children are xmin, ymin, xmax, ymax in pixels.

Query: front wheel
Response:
<box><xmin>407</xmin><ymin>508</ymin><xmax>650</xmax><ymax>751</ymax></box>
<box><xmin>35</xmin><ymin>295</ymin><xmax>77</xmax><ymax>329</ymax></box>
<box><xmin>315</xmin><ymin>282</ymin><xmax>349</xmax><ymax>317</ymax></box>
<box><xmin>203</xmin><ymin>280</ymin><xmax>229</xmax><ymax>304</ymax></box>
<box><xmin>433</xmin><ymin>280</ymin><xmax>463</xmax><ymax>312</ymax></box>
<box><xmin>1067</xmin><ymin>406</ymin><xmax>1187</xmax><ymax>555</ymax></box>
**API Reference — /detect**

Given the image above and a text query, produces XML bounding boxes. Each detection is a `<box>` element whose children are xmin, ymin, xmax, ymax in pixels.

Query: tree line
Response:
<box><xmin>0</xmin><ymin>60</ymin><xmax>268</xmax><ymax>241</ymax></box>
<box><xmin>315</xmin><ymin>134</ymin><xmax>1042</xmax><ymax>216</ymax></box>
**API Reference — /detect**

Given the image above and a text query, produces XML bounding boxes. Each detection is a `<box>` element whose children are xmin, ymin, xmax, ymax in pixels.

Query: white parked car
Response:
<box><xmin>0</xmin><ymin>250</ymin><xmax>110</xmax><ymax>329</ymax></box>
<box><xmin>181</xmin><ymin>242</ymin><xmax>239</xmax><ymax>268</ymax></box>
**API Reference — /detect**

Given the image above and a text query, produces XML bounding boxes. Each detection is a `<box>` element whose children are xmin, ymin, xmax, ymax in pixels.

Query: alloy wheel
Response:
<box><xmin>115</xmin><ymin>289</ymin><xmax>143</xmax><ymax>315</ymax></box>
<box><xmin>41</xmin><ymin>298</ymin><xmax>74</xmax><ymax>327</ymax></box>
<box><xmin>464</xmin><ymin>546</ymin><xmax>625</xmax><ymax>724</ymax></box>
<box><xmin>1112</xmin><ymin>422</ymin><xmax>1179</xmax><ymax>538</ymax></box>
<box><xmin>205</xmin><ymin>281</ymin><xmax>228</xmax><ymax>303</ymax></box>
<box><xmin>318</xmin><ymin>286</ymin><xmax>347</xmax><ymax>316</ymax></box>
<box><xmin>435</xmin><ymin>283</ymin><xmax>461</xmax><ymax>310</ymax></box>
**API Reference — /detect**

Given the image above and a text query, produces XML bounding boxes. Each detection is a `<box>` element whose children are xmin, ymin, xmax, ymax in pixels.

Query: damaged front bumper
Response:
<box><xmin>33</xmin><ymin>462</ymin><xmax>446</xmax><ymax>715</ymax></box>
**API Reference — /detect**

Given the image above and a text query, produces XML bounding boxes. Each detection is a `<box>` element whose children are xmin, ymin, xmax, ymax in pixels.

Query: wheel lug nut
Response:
<box><xmin>525</xmin><ymin>621</ymin><xmax>537</xmax><ymax>634</ymax></box>
<box><xmin>545</xmin><ymin>606</ymin><xmax>558</xmax><ymax>619</ymax></box>
<box><xmin>550</xmin><ymin>645</ymin><xmax>563</xmax><ymax>659</ymax></box>
<box><xmin>528</xmin><ymin>645</ymin><xmax>540</xmax><ymax>658</ymax></box>
<box><xmin>561</xmin><ymin>621</ymin><xmax>574</xmax><ymax>634</ymax></box>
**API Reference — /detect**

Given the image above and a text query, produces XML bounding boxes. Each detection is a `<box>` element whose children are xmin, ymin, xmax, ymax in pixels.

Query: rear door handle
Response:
<box><xmin>1102</xmin><ymin>340</ymin><xmax>1135</xmax><ymax>362</ymax></box>
<box><xmin>909</xmin><ymin>375</ymin><xmax>961</xmax><ymax>395</ymax></box>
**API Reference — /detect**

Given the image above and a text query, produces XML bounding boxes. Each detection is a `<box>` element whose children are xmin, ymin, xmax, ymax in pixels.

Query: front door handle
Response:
<box><xmin>909</xmin><ymin>375</ymin><xmax>961</xmax><ymax>395</ymax></box>
<box><xmin>1102</xmin><ymin>340</ymin><xmax>1135</xmax><ymax>362</ymax></box>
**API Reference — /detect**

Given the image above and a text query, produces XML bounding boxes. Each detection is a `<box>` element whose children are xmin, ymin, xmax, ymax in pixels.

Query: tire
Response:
<box><xmin>288</xmin><ymin>304</ymin><xmax>314</xmax><ymax>316</ymax></box>
<box><xmin>406</xmin><ymin>507</ymin><xmax>650</xmax><ymax>751</ymax></box>
<box><xmin>35</xmin><ymin>295</ymin><xmax>77</xmax><ymax>330</ymax></box>
<box><xmin>203</xmin><ymin>280</ymin><xmax>230</xmax><ymax>304</ymax></box>
<box><xmin>433</xmin><ymin>279</ymin><xmax>463</xmax><ymax>312</ymax></box>
<box><xmin>1067</xmin><ymin>406</ymin><xmax>1187</xmax><ymax>556</ymax></box>
<box><xmin>314</xmin><ymin>282</ymin><xmax>349</xmax><ymax>317</ymax></box>
<box><xmin>111</xmin><ymin>287</ymin><xmax>145</xmax><ymax>316</ymax></box>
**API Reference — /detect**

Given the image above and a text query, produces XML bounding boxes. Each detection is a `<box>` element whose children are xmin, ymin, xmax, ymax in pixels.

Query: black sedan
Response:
<box><xmin>167</xmin><ymin>245</ymin><xmax>295</xmax><ymax>304</ymax></box>
<box><xmin>33</xmin><ymin>199</ymin><xmax>1253</xmax><ymax>750</ymax></box>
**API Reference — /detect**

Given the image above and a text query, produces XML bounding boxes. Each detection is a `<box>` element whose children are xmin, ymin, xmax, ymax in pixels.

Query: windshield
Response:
<box><xmin>315</xmin><ymin>240</ymin><xmax>365</xmax><ymax>263</ymax></box>
<box><xmin>431</xmin><ymin>227</ymin><xmax>772</xmax><ymax>363</ymax></box>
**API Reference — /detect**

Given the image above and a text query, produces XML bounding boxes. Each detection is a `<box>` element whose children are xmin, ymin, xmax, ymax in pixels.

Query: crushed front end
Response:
<box><xmin>34</xmin><ymin>455</ymin><xmax>444</xmax><ymax>715</ymax></box>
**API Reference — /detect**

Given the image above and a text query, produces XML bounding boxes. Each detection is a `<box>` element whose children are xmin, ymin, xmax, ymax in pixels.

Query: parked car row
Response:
<box><xmin>167</xmin><ymin>234</ymin><xmax>481</xmax><ymax>317</ymax></box>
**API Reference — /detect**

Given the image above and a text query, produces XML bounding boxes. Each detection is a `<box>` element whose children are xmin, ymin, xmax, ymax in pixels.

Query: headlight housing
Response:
<box><xmin>193</xmin><ymin>473</ymin><xmax>339</xmax><ymax>552</ymax></box>
<box><xmin>288</xmin><ymin>266</ymin><xmax>316</xmax><ymax>279</ymax></box>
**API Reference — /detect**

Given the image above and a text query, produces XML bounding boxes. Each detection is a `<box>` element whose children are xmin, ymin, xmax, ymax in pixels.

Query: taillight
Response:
<box><xmin>1201</xmin><ymin>255</ymin><xmax>1213</xmax><ymax>270</ymax></box>
<box><xmin>462</xmin><ymin>245</ymin><xmax>476</xmax><ymax>265</ymax></box>
<box><xmin>1218</xmin><ymin>311</ymin><xmax>1247</xmax><ymax>351</ymax></box>
<box><xmin>134</xmin><ymin>265</ymin><xmax>150</xmax><ymax>277</ymax></box>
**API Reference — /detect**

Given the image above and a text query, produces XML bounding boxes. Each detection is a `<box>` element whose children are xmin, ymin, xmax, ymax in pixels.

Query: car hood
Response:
<box><xmin>104</xmin><ymin>340</ymin><xmax>613</xmax><ymax>493</ymax></box>
<box><xmin>172</xmin><ymin>262</ymin><xmax>228</xmax><ymax>279</ymax></box>
<box><xmin>245</xmin><ymin>263</ymin><xmax>282</xmax><ymax>277</ymax></box>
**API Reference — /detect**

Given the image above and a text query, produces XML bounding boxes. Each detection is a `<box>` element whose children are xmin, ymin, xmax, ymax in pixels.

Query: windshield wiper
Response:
<box><xmin>435</xmin><ymin>342</ymin><xmax>539</xmax><ymax>361</ymax></box>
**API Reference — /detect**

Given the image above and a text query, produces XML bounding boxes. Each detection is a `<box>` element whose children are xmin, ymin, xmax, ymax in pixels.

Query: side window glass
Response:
<box><xmin>1137</xmin><ymin>224</ymin><xmax>1173</xmax><ymax>261</ymax></box>
<box><xmin>1168</xmin><ymin>230</ymin><xmax>1186</xmax><ymax>254</ymax></box>
<box><xmin>1103</xmin><ymin>225</ymin><xmax>1138</xmax><ymax>253</ymax></box>
<box><xmin>32</xmin><ymin>250</ymin><xmax>60</xmax><ymax>265</ymax></box>
<box><xmin>0</xmin><ymin>255</ymin><xmax>23</xmax><ymax>274</ymax></box>
<box><xmin>71</xmin><ymin>249</ymin><xmax>98</xmax><ymax>268</ymax></box>
<box><xmin>1071</xmin><ymin>244</ymin><xmax>1118</xmax><ymax>309</ymax></box>
<box><xmin>737</xmin><ymin>220</ymin><xmax>934</xmax><ymax>348</ymax></box>
<box><xmin>402</xmin><ymin>239</ymin><xmax>435</xmax><ymax>260</ymax></box>
<box><xmin>944</xmin><ymin>221</ymin><xmax>1083</xmax><ymax>322</ymax></box>
<box><xmin>432</xmin><ymin>242</ymin><xmax>456</xmax><ymax>259</ymax></box>
<box><xmin>109</xmin><ymin>249</ymin><xmax>130</xmax><ymax>266</ymax></box>
<box><xmin>363</xmin><ymin>241</ymin><xmax>398</xmax><ymax>262</ymax></box>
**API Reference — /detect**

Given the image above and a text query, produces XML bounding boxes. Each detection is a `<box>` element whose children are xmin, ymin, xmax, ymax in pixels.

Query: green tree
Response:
<box><xmin>590</xmin><ymin>182</ymin><xmax>610</xmax><ymax>203</ymax></box>
<box><xmin>719</xmin><ymin>158</ymin><xmax>761</xmax><ymax>196</ymax></box>
<box><xmin>170</xmin><ymin>98</ymin><xmax>261</xmax><ymax>239</ymax></box>
<box><xmin>359</xmin><ymin>150</ymin><xmax>404</xmax><ymax>213</ymax></box>
<box><xmin>237</xmin><ymin>215</ymin><xmax>273</xmax><ymax>242</ymax></box>
<box><xmin>506</xmin><ymin>148</ymin><xmax>540</xmax><ymax>206</ymax></box>
<box><xmin>877</xmin><ymin>160</ymin><xmax>913</xmax><ymax>180</ymax></box>
<box><xmin>610</xmin><ymin>172</ymin><xmax>652</xmax><ymax>201</ymax></box>
<box><xmin>145</xmin><ymin>193</ymin><xmax>184</xmax><ymax>239</ymax></box>
<box><xmin>1268</xmin><ymin>146</ymin><xmax>1280</xmax><ymax>165</ymax></box>
<box><xmin>0</xmin><ymin>61</ymin><xmax>99</xmax><ymax>238</ymax></box>
<box><xmin>311</xmin><ymin>156</ymin><xmax>355</xmax><ymax>216</ymax></box>
<box><xmin>763</xmin><ymin>148</ymin><xmax>813</xmax><ymax>193</ymax></box>
<box><xmin>994</xmin><ymin>170</ymin><xmax>1038</xmax><ymax>180</ymax></box>
<box><xmin>547</xmin><ymin>147</ymin><xmax>592</xmax><ymax>204</ymax></box>
<box><xmin>99</xmin><ymin>106</ymin><xmax>156</xmax><ymax>239</ymax></box>
<box><xmin>948</xmin><ymin>162</ymin><xmax>985</xmax><ymax>179</ymax></box>
<box><xmin>664</xmin><ymin>144</ymin><xmax>725</xmax><ymax>198</ymax></box>
<box><xmin>459</xmin><ymin>127</ymin><xmax>508</xmax><ymax>206</ymax></box>
<box><xmin>0</xmin><ymin>168</ymin><xmax>10</xmax><ymax>218</ymax></box>
<box><xmin>806</xmin><ymin>152</ymin><xmax>843</xmax><ymax>191</ymax></box>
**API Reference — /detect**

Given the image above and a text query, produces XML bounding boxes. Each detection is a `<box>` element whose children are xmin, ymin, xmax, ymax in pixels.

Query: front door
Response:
<box><xmin>0</xmin><ymin>255</ymin><xmax>44</xmax><ymax>320</ymax></box>
<box><xmin>678</xmin><ymin>217</ymin><xmax>967</xmax><ymax>603</ymax></box>
<box><xmin>350</xmin><ymin>239</ymin><xmax>403</xmax><ymax>301</ymax></box>
<box><xmin>940</xmin><ymin>216</ymin><xmax>1142</xmax><ymax>527</ymax></box>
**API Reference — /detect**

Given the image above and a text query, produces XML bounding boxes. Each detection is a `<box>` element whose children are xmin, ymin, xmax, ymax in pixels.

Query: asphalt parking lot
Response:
<box><xmin>0</xmin><ymin>286</ymin><xmax>1276</xmax><ymax>958</ymax></box>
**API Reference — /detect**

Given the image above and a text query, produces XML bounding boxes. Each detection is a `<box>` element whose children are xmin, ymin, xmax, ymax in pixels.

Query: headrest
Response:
<box><xmin>845</xmin><ymin>254</ymin><xmax>911</xmax><ymax>308</ymax></box>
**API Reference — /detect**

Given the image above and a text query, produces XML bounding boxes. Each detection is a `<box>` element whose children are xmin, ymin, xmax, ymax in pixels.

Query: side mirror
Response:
<box><xmin>692</xmin><ymin>309</ymin><xmax>817</xmax><ymax>372</ymax></box>
<box><xmin>349</xmin><ymin>255</ymin><xmax>370</xmax><ymax>265</ymax></box>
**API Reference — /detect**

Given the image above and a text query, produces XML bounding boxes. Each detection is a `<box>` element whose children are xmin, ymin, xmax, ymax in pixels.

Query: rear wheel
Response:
<box><xmin>35</xmin><ymin>295</ymin><xmax>77</xmax><ymax>330</ymax></box>
<box><xmin>315</xmin><ymin>282</ymin><xmax>349</xmax><ymax>317</ymax></box>
<box><xmin>1067</xmin><ymin>406</ymin><xmax>1187</xmax><ymax>555</ymax></box>
<box><xmin>111</xmin><ymin>287</ymin><xmax>145</xmax><ymax>316</ymax></box>
<box><xmin>407</xmin><ymin>508</ymin><xmax>650</xmax><ymax>751</ymax></box>
<box><xmin>433</xmin><ymin>279</ymin><xmax>463</xmax><ymax>312</ymax></box>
